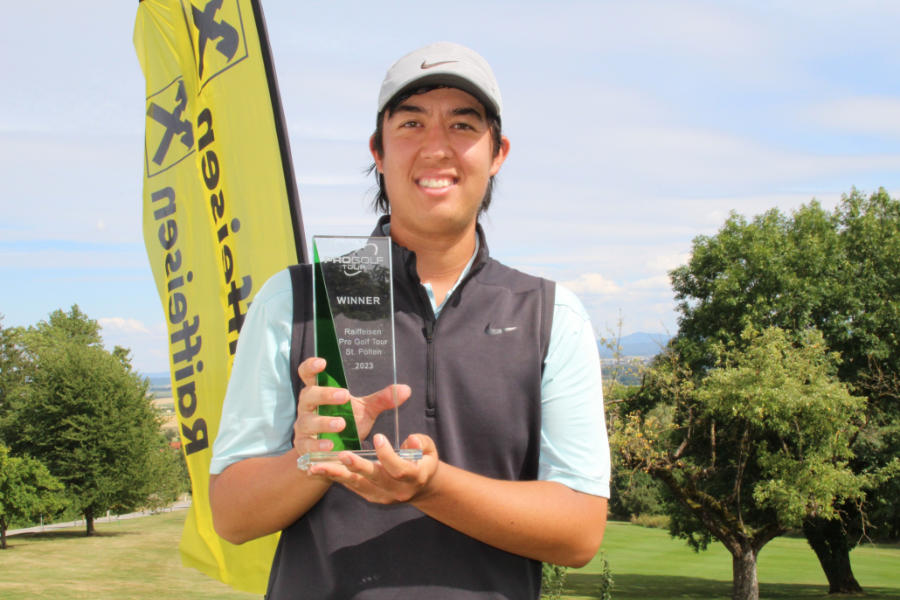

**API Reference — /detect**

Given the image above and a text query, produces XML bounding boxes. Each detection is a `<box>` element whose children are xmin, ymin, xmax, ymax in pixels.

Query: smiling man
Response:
<box><xmin>209</xmin><ymin>42</ymin><xmax>610</xmax><ymax>599</ymax></box>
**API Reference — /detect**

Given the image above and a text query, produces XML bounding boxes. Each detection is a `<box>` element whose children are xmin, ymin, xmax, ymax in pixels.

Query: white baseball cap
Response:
<box><xmin>377</xmin><ymin>42</ymin><xmax>503</xmax><ymax>118</ymax></box>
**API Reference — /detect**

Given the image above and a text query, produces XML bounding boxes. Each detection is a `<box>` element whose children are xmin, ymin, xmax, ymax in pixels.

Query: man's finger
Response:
<box><xmin>374</xmin><ymin>433</ymin><xmax>419</xmax><ymax>479</ymax></box>
<box><xmin>297</xmin><ymin>356</ymin><xmax>326</xmax><ymax>389</ymax></box>
<box><xmin>402</xmin><ymin>433</ymin><xmax>434</xmax><ymax>453</ymax></box>
<box><xmin>298</xmin><ymin>387</ymin><xmax>350</xmax><ymax>414</ymax></box>
<box><xmin>293</xmin><ymin>415</ymin><xmax>347</xmax><ymax>439</ymax></box>
<box><xmin>364</xmin><ymin>384</ymin><xmax>412</xmax><ymax>413</ymax></box>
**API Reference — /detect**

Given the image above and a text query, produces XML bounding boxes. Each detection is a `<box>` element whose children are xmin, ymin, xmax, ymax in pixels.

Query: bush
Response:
<box><xmin>594</xmin><ymin>551</ymin><xmax>614</xmax><ymax>600</ymax></box>
<box><xmin>609</xmin><ymin>468</ymin><xmax>666</xmax><ymax>520</ymax></box>
<box><xmin>541</xmin><ymin>563</ymin><xmax>568</xmax><ymax>599</ymax></box>
<box><xmin>630</xmin><ymin>513</ymin><xmax>671</xmax><ymax>529</ymax></box>
<box><xmin>542</xmin><ymin>553</ymin><xmax>614</xmax><ymax>599</ymax></box>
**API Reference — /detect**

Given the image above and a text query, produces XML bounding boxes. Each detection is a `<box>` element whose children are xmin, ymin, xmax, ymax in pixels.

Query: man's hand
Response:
<box><xmin>292</xmin><ymin>356</ymin><xmax>411</xmax><ymax>458</ymax></box>
<box><xmin>308</xmin><ymin>433</ymin><xmax>440</xmax><ymax>504</ymax></box>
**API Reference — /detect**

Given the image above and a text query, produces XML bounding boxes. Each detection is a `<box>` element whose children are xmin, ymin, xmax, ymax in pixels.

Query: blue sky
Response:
<box><xmin>2</xmin><ymin>1</ymin><xmax>899</xmax><ymax>374</ymax></box>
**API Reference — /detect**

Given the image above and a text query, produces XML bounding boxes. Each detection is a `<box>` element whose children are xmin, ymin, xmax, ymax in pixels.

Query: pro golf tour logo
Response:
<box><xmin>190</xmin><ymin>0</ymin><xmax>248</xmax><ymax>89</ymax></box>
<box><xmin>325</xmin><ymin>243</ymin><xmax>386</xmax><ymax>277</ymax></box>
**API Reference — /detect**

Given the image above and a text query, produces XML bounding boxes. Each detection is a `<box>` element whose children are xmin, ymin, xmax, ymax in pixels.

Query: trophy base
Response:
<box><xmin>297</xmin><ymin>449</ymin><xmax>423</xmax><ymax>471</ymax></box>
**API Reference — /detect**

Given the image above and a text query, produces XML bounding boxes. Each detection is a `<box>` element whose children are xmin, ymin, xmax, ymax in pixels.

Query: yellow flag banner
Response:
<box><xmin>134</xmin><ymin>0</ymin><xmax>305</xmax><ymax>592</ymax></box>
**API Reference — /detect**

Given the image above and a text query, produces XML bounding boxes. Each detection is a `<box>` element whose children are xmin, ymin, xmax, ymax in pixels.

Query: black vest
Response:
<box><xmin>270</xmin><ymin>221</ymin><xmax>554</xmax><ymax>599</ymax></box>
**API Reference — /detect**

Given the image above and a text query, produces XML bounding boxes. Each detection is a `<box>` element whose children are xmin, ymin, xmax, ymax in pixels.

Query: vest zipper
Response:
<box><xmin>412</xmin><ymin>247</ymin><xmax>485</xmax><ymax>420</ymax></box>
<box><xmin>423</xmin><ymin>318</ymin><xmax>437</xmax><ymax>417</ymax></box>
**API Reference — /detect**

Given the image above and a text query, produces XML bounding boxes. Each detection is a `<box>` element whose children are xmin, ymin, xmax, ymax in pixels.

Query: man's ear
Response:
<box><xmin>489</xmin><ymin>135</ymin><xmax>511</xmax><ymax>176</ymax></box>
<box><xmin>369</xmin><ymin>135</ymin><xmax>384</xmax><ymax>173</ymax></box>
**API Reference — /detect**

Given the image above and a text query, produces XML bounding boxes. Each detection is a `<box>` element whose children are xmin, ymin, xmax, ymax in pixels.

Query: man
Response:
<box><xmin>209</xmin><ymin>42</ymin><xmax>609</xmax><ymax>599</ymax></box>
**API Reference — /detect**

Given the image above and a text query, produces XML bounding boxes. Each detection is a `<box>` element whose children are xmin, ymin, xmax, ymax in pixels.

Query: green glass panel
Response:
<box><xmin>313</xmin><ymin>240</ymin><xmax>360</xmax><ymax>451</ymax></box>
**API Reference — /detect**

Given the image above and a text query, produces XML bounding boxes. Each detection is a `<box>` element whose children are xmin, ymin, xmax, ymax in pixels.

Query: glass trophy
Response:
<box><xmin>297</xmin><ymin>235</ymin><xmax>422</xmax><ymax>470</ymax></box>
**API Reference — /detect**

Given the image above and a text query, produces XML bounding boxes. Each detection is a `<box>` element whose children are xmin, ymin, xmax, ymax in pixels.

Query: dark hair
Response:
<box><xmin>368</xmin><ymin>85</ymin><xmax>503</xmax><ymax>215</ymax></box>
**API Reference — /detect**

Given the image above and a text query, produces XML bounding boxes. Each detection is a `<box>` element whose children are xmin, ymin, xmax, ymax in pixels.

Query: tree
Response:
<box><xmin>143</xmin><ymin>441</ymin><xmax>191</xmax><ymax>512</ymax></box>
<box><xmin>4</xmin><ymin>307</ymin><xmax>177</xmax><ymax>536</ymax></box>
<box><xmin>667</xmin><ymin>188</ymin><xmax>900</xmax><ymax>592</ymax></box>
<box><xmin>29</xmin><ymin>305</ymin><xmax>103</xmax><ymax>349</ymax></box>
<box><xmin>829</xmin><ymin>190</ymin><xmax>900</xmax><ymax>548</ymax></box>
<box><xmin>614</xmin><ymin>327</ymin><xmax>867</xmax><ymax>600</ymax></box>
<box><xmin>0</xmin><ymin>316</ymin><xmax>29</xmax><ymax>427</ymax></box>
<box><xmin>0</xmin><ymin>444</ymin><xmax>65</xmax><ymax>549</ymax></box>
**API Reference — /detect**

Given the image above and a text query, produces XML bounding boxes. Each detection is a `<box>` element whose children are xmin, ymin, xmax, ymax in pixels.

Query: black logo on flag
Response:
<box><xmin>190</xmin><ymin>0</ymin><xmax>248</xmax><ymax>89</ymax></box>
<box><xmin>145</xmin><ymin>79</ymin><xmax>195</xmax><ymax>177</ymax></box>
<box><xmin>193</xmin><ymin>0</ymin><xmax>238</xmax><ymax>78</ymax></box>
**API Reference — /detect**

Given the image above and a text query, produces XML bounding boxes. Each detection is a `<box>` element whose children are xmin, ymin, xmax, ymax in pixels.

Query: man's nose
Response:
<box><xmin>419</xmin><ymin>124</ymin><xmax>453</xmax><ymax>160</ymax></box>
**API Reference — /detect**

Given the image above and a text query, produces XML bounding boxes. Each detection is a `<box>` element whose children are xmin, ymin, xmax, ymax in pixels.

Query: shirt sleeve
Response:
<box><xmin>209</xmin><ymin>269</ymin><xmax>297</xmax><ymax>475</ymax></box>
<box><xmin>538</xmin><ymin>283</ymin><xmax>611</xmax><ymax>498</ymax></box>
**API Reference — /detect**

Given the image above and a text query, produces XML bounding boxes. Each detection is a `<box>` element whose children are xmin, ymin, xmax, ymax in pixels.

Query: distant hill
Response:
<box><xmin>143</xmin><ymin>372</ymin><xmax>171</xmax><ymax>386</ymax></box>
<box><xmin>597</xmin><ymin>332</ymin><xmax>670</xmax><ymax>358</ymax></box>
<box><xmin>142</xmin><ymin>372</ymin><xmax>172</xmax><ymax>398</ymax></box>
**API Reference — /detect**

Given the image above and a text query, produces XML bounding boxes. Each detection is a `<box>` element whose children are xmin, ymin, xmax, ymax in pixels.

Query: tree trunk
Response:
<box><xmin>731</xmin><ymin>547</ymin><xmax>759</xmax><ymax>600</ymax></box>
<box><xmin>84</xmin><ymin>509</ymin><xmax>95</xmax><ymax>537</ymax></box>
<box><xmin>802</xmin><ymin>517</ymin><xmax>863</xmax><ymax>594</ymax></box>
<box><xmin>1</xmin><ymin>523</ymin><xmax>7</xmax><ymax>550</ymax></box>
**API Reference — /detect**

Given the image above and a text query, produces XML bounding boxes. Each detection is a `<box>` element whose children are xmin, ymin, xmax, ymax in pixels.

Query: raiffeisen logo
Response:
<box><xmin>145</xmin><ymin>79</ymin><xmax>194</xmax><ymax>178</ymax></box>
<box><xmin>189</xmin><ymin>0</ymin><xmax>248</xmax><ymax>90</ymax></box>
<box><xmin>325</xmin><ymin>244</ymin><xmax>385</xmax><ymax>277</ymax></box>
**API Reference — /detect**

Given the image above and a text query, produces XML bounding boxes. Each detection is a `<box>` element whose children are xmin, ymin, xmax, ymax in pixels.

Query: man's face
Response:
<box><xmin>370</xmin><ymin>87</ymin><xmax>509</xmax><ymax>243</ymax></box>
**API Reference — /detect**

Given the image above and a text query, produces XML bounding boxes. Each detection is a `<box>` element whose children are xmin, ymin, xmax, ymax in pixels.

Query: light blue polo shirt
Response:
<box><xmin>211</xmin><ymin>251</ymin><xmax>610</xmax><ymax>498</ymax></box>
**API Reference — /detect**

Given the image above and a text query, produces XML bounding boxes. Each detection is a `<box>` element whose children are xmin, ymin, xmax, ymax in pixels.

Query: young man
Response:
<box><xmin>209</xmin><ymin>42</ymin><xmax>610</xmax><ymax>599</ymax></box>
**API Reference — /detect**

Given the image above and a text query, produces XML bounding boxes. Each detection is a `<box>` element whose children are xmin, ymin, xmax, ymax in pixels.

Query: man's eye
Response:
<box><xmin>400</xmin><ymin>120</ymin><xmax>420</xmax><ymax>128</ymax></box>
<box><xmin>452</xmin><ymin>122</ymin><xmax>475</xmax><ymax>131</ymax></box>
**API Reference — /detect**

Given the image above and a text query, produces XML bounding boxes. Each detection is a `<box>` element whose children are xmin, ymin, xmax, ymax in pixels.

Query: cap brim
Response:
<box><xmin>382</xmin><ymin>73</ymin><xmax>501</xmax><ymax>119</ymax></box>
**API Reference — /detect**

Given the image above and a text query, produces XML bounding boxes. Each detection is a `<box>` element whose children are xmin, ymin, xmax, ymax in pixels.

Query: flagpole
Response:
<box><xmin>250</xmin><ymin>0</ymin><xmax>308</xmax><ymax>264</ymax></box>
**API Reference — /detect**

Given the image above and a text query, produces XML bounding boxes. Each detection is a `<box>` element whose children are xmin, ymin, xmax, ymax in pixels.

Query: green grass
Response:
<box><xmin>1</xmin><ymin>513</ymin><xmax>898</xmax><ymax>599</ymax></box>
<box><xmin>567</xmin><ymin>521</ymin><xmax>900</xmax><ymax>599</ymax></box>
<box><xmin>0</xmin><ymin>511</ymin><xmax>259</xmax><ymax>600</ymax></box>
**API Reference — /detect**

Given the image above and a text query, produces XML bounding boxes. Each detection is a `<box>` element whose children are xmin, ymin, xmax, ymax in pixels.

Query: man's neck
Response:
<box><xmin>392</xmin><ymin>224</ymin><xmax>478</xmax><ymax>306</ymax></box>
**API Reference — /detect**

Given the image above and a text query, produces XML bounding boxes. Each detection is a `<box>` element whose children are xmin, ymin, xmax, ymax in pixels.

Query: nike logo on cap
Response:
<box><xmin>420</xmin><ymin>59</ymin><xmax>458</xmax><ymax>70</ymax></box>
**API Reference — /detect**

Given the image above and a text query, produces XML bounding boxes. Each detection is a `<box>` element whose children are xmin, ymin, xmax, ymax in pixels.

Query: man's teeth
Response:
<box><xmin>419</xmin><ymin>178</ymin><xmax>453</xmax><ymax>189</ymax></box>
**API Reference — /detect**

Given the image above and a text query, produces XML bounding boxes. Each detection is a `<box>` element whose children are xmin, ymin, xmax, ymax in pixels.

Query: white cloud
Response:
<box><xmin>564</xmin><ymin>273</ymin><xmax>622</xmax><ymax>295</ymax></box>
<box><xmin>564</xmin><ymin>272</ymin><xmax>673</xmax><ymax>302</ymax></box>
<box><xmin>807</xmin><ymin>97</ymin><xmax>900</xmax><ymax>138</ymax></box>
<box><xmin>605</xmin><ymin>125</ymin><xmax>900</xmax><ymax>191</ymax></box>
<box><xmin>99</xmin><ymin>317</ymin><xmax>150</xmax><ymax>335</ymax></box>
<box><xmin>647</xmin><ymin>252</ymin><xmax>691</xmax><ymax>272</ymax></box>
<box><xmin>629</xmin><ymin>275</ymin><xmax>672</xmax><ymax>291</ymax></box>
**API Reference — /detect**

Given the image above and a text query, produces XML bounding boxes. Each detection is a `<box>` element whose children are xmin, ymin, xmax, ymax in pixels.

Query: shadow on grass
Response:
<box><xmin>567</xmin><ymin>573</ymin><xmax>730</xmax><ymax>599</ymax></box>
<box><xmin>566</xmin><ymin>573</ymin><xmax>900</xmax><ymax>600</ymax></box>
<box><xmin>6</xmin><ymin>529</ymin><xmax>132</xmax><ymax>544</ymax></box>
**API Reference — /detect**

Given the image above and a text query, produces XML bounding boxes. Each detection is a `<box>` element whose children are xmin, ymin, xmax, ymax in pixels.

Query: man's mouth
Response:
<box><xmin>417</xmin><ymin>177</ymin><xmax>456</xmax><ymax>189</ymax></box>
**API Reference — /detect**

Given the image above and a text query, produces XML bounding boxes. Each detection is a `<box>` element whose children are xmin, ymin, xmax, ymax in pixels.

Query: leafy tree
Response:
<box><xmin>668</xmin><ymin>188</ymin><xmax>900</xmax><ymax>592</ymax></box>
<box><xmin>29</xmin><ymin>305</ymin><xmax>102</xmax><ymax>349</ymax></box>
<box><xmin>0</xmin><ymin>443</ymin><xmax>65</xmax><ymax>549</ymax></box>
<box><xmin>829</xmin><ymin>190</ymin><xmax>900</xmax><ymax>549</ymax></box>
<box><xmin>4</xmin><ymin>307</ymin><xmax>178</xmax><ymax>536</ymax></box>
<box><xmin>143</xmin><ymin>441</ymin><xmax>191</xmax><ymax>511</ymax></box>
<box><xmin>0</xmin><ymin>316</ymin><xmax>29</xmax><ymax>427</ymax></box>
<box><xmin>614</xmin><ymin>327</ymin><xmax>866</xmax><ymax>600</ymax></box>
